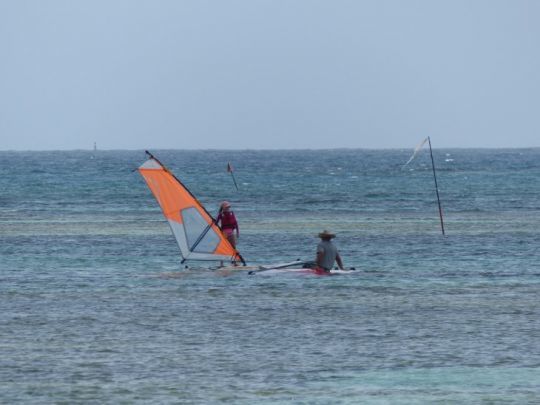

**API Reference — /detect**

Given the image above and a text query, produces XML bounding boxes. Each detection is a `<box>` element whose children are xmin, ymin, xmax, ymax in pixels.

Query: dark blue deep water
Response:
<box><xmin>1</xmin><ymin>149</ymin><xmax>539</xmax><ymax>403</ymax></box>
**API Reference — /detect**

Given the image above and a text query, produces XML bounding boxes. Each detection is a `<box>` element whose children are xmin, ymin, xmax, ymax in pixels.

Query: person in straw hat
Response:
<box><xmin>315</xmin><ymin>230</ymin><xmax>345</xmax><ymax>272</ymax></box>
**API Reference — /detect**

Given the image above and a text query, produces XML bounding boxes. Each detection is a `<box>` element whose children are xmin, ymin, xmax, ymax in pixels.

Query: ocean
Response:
<box><xmin>1</xmin><ymin>149</ymin><xmax>539</xmax><ymax>403</ymax></box>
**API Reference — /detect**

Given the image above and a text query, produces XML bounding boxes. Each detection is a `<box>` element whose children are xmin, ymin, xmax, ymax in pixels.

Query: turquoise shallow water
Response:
<box><xmin>1</xmin><ymin>149</ymin><xmax>539</xmax><ymax>403</ymax></box>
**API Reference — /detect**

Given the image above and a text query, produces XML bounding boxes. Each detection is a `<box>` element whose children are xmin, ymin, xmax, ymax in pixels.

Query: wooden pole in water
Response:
<box><xmin>427</xmin><ymin>137</ymin><xmax>445</xmax><ymax>236</ymax></box>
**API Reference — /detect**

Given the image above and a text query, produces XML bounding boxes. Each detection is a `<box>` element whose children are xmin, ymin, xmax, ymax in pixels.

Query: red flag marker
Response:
<box><xmin>227</xmin><ymin>162</ymin><xmax>239</xmax><ymax>191</ymax></box>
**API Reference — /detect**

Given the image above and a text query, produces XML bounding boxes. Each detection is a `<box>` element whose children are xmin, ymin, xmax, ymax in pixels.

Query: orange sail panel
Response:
<box><xmin>139</xmin><ymin>157</ymin><xmax>239</xmax><ymax>262</ymax></box>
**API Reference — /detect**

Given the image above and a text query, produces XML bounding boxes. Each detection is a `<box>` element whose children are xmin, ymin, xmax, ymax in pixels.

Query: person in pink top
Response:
<box><xmin>216</xmin><ymin>201</ymin><xmax>239</xmax><ymax>248</ymax></box>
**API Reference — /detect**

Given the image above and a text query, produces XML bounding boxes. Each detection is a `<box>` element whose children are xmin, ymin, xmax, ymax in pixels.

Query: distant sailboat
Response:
<box><xmin>138</xmin><ymin>151</ymin><xmax>245</xmax><ymax>265</ymax></box>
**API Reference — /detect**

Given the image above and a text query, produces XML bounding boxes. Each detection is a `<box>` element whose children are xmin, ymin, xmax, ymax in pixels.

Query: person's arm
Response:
<box><xmin>232</xmin><ymin>212</ymin><xmax>239</xmax><ymax>237</ymax></box>
<box><xmin>336</xmin><ymin>252</ymin><xmax>344</xmax><ymax>270</ymax></box>
<box><xmin>216</xmin><ymin>213</ymin><xmax>222</xmax><ymax>228</ymax></box>
<box><xmin>316</xmin><ymin>245</ymin><xmax>324</xmax><ymax>268</ymax></box>
<box><xmin>316</xmin><ymin>251</ymin><xmax>324</xmax><ymax>267</ymax></box>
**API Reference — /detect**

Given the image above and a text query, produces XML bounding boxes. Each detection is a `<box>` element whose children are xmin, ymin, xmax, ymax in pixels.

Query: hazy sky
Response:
<box><xmin>1</xmin><ymin>0</ymin><xmax>539</xmax><ymax>150</ymax></box>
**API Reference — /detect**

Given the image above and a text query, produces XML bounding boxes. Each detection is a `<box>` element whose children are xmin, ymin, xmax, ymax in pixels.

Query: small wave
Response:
<box><xmin>156</xmin><ymin>271</ymin><xmax>191</xmax><ymax>279</ymax></box>
<box><xmin>365</xmin><ymin>192</ymin><xmax>391</xmax><ymax>198</ymax></box>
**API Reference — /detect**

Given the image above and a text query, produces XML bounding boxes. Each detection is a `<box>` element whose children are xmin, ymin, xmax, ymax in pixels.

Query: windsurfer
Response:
<box><xmin>315</xmin><ymin>230</ymin><xmax>344</xmax><ymax>272</ymax></box>
<box><xmin>216</xmin><ymin>201</ymin><xmax>239</xmax><ymax>248</ymax></box>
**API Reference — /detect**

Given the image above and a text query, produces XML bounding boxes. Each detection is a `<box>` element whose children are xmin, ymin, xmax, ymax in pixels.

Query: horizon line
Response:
<box><xmin>1</xmin><ymin>146</ymin><xmax>539</xmax><ymax>153</ymax></box>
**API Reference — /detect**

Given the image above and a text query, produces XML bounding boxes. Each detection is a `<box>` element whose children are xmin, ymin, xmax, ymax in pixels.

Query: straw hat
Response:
<box><xmin>318</xmin><ymin>230</ymin><xmax>336</xmax><ymax>239</ymax></box>
<box><xmin>221</xmin><ymin>201</ymin><xmax>231</xmax><ymax>209</ymax></box>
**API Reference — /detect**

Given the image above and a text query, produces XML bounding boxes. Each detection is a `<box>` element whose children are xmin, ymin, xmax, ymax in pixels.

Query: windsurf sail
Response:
<box><xmin>139</xmin><ymin>151</ymin><xmax>245</xmax><ymax>264</ymax></box>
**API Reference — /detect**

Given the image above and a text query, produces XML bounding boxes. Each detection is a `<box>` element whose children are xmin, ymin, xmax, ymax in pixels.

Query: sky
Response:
<box><xmin>1</xmin><ymin>0</ymin><xmax>539</xmax><ymax>150</ymax></box>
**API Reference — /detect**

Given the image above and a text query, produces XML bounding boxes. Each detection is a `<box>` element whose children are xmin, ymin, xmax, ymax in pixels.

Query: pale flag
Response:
<box><xmin>403</xmin><ymin>137</ymin><xmax>429</xmax><ymax>168</ymax></box>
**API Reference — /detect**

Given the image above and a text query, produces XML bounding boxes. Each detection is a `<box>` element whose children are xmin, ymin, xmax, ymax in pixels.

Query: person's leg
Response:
<box><xmin>227</xmin><ymin>233</ymin><xmax>237</xmax><ymax>248</ymax></box>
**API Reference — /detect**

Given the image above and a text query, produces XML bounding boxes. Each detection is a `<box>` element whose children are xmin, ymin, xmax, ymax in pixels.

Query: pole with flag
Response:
<box><xmin>227</xmin><ymin>162</ymin><xmax>239</xmax><ymax>191</ymax></box>
<box><xmin>403</xmin><ymin>136</ymin><xmax>446</xmax><ymax>236</ymax></box>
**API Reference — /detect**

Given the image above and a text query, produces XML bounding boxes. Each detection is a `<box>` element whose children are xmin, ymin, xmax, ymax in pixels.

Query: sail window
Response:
<box><xmin>181</xmin><ymin>207</ymin><xmax>221</xmax><ymax>253</ymax></box>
